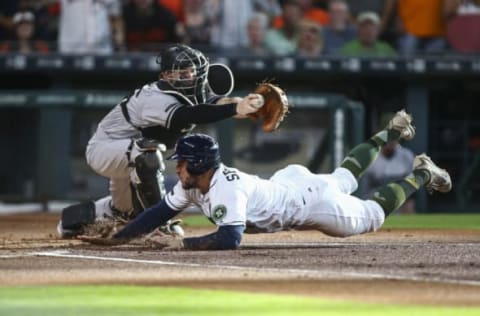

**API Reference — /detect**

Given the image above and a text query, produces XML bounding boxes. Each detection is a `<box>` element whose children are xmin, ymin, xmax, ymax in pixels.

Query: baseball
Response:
<box><xmin>171</xmin><ymin>223</ymin><xmax>185</xmax><ymax>237</ymax></box>
<box><xmin>252</xmin><ymin>94</ymin><xmax>264</xmax><ymax>109</ymax></box>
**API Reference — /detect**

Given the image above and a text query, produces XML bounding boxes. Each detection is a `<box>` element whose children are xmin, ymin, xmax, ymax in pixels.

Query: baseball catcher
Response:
<box><xmin>79</xmin><ymin>110</ymin><xmax>452</xmax><ymax>250</ymax></box>
<box><xmin>248</xmin><ymin>82</ymin><xmax>289</xmax><ymax>132</ymax></box>
<box><xmin>57</xmin><ymin>44</ymin><xmax>264</xmax><ymax>239</ymax></box>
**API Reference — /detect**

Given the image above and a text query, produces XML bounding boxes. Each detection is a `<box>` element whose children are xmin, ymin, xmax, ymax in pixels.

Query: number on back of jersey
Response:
<box><xmin>223</xmin><ymin>168</ymin><xmax>239</xmax><ymax>181</ymax></box>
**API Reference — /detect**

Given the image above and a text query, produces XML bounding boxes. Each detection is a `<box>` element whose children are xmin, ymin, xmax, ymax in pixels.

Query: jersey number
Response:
<box><xmin>223</xmin><ymin>168</ymin><xmax>239</xmax><ymax>181</ymax></box>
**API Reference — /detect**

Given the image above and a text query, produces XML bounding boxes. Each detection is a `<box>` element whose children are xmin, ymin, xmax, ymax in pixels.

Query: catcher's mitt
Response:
<box><xmin>249</xmin><ymin>83</ymin><xmax>289</xmax><ymax>132</ymax></box>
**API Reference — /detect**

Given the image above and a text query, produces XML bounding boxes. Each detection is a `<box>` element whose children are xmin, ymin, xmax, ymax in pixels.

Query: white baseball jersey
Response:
<box><xmin>165</xmin><ymin>163</ymin><xmax>385</xmax><ymax>237</ymax></box>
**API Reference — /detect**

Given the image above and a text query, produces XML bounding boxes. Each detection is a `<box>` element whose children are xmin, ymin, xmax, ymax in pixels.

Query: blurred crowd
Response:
<box><xmin>1</xmin><ymin>0</ymin><xmax>480</xmax><ymax>56</ymax></box>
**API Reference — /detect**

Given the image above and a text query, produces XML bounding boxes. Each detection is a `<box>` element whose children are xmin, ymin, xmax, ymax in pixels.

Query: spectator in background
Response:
<box><xmin>16</xmin><ymin>0</ymin><xmax>59</xmax><ymax>42</ymax></box>
<box><xmin>123</xmin><ymin>0</ymin><xmax>178</xmax><ymax>52</ymax></box>
<box><xmin>361</xmin><ymin>114</ymin><xmax>416</xmax><ymax>214</ymax></box>
<box><xmin>209</xmin><ymin>0</ymin><xmax>254</xmax><ymax>50</ymax></box>
<box><xmin>264</xmin><ymin>0</ymin><xmax>303</xmax><ymax>56</ymax></box>
<box><xmin>322</xmin><ymin>0</ymin><xmax>356</xmax><ymax>55</ymax></box>
<box><xmin>272</xmin><ymin>0</ymin><xmax>329</xmax><ymax>28</ymax></box>
<box><xmin>446</xmin><ymin>0</ymin><xmax>480</xmax><ymax>53</ymax></box>
<box><xmin>58</xmin><ymin>0</ymin><xmax>125</xmax><ymax>54</ymax></box>
<box><xmin>296</xmin><ymin>19</ymin><xmax>323</xmax><ymax>57</ymax></box>
<box><xmin>0</xmin><ymin>11</ymin><xmax>49</xmax><ymax>53</ymax></box>
<box><xmin>233</xmin><ymin>12</ymin><xmax>271</xmax><ymax>56</ymax></box>
<box><xmin>344</xmin><ymin>0</ymin><xmax>397</xmax><ymax>46</ymax></box>
<box><xmin>341</xmin><ymin>11</ymin><xmax>396</xmax><ymax>57</ymax></box>
<box><xmin>177</xmin><ymin>0</ymin><xmax>212</xmax><ymax>46</ymax></box>
<box><xmin>396</xmin><ymin>0</ymin><xmax>458</xmax><ymax>55</ymax></box>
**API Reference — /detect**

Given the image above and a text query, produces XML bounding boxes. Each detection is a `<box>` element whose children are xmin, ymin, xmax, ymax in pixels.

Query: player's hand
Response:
<box><xmin>235</xmin><ymin>94</ymin><xmax>264</xmax><ymax>118</ymax></box>
<box><xmin>216</xmin><ymin>97</ymin><xmax>247</xmax><ymax>118</ymax></box>
<box><xmin>143</xmin><ymin>229</ymin><xmax>184</xmax><ymax>250</ymax></box>
<box><xmin>77</xmin><ymin>235</ymin><xmax>129</xmax><ymax>246</ymax></box>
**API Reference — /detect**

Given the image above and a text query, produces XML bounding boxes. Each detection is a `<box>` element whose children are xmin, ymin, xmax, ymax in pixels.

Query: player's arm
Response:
<box><xmin>112</xmin><ymin>200</ymin><xmax>180</xmax><ymax>240</ymax></box>
<box><xmin>169</xmin><ymin>94</ymin><xmax>262</xmax><ymax>129</ymax></box>
<box><xmin>182</xmin><ymin>225</ymin><xmax>245</xmax><ymax>250</ymax></box>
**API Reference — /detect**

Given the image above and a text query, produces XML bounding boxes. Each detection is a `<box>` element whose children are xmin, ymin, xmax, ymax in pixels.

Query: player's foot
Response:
<box><xmin>386</xmin><ymin>109</ymin><xmax>416</xmax><ymax>141</ymax></box>
<box><xmin>414</xmin><ymin>154</ymin><xmax>452</xmax><ymax>194</ymax></box>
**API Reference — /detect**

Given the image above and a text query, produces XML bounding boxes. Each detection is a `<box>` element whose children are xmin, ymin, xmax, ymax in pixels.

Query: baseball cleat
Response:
<box><xmin>414</xmin><ymin>154</ymin><xmax>452</xmax><ymax>194</ymax></box>
<box><xmin>387</xmin><ymin>109</ymin><xmax>416</xmax><ymax>141</ymax></box>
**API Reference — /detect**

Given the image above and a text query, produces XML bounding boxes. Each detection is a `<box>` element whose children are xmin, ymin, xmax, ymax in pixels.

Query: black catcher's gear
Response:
<box><xmin>158</xmin><ymin>44</ymin><xmax>209</xmax><ymax>103</ymax></box>
<box><xmin>133</xmin><ymin>138</ymin><xmax>166</xmax><ymax>210</ymax></box>
<box><xmin>59</xmin><ymin>201</ymin><xmax>96</xmax><ymax>238</ymax></box>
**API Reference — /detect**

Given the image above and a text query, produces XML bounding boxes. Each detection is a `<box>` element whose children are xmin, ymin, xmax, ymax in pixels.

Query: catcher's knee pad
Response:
<box><xmin>60</xmin><ymin>201</ymin><xmax>96</xmax><ymax>235</ymax></box>
<box><xmin>132</xmin><ymin>139</ymin><xmax>166</xmax><ymax>210</ymax></box>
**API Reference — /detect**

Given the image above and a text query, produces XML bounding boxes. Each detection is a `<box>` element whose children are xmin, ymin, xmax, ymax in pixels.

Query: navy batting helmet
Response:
<box><xmin>167</xmin><ymin>134</ymin><xmax>221</xmax><ymax>175</ymax></box>
<box><xmin>157</xmin><ymin>44</ymin><xmax>209</xmax><ymax>103</ymax></box>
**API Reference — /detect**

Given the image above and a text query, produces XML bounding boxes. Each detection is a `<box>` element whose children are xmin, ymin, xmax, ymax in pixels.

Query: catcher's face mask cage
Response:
<box><xmin>158</xmin><ymin>44</ymin><xmax>209</xmax><ymax>103</ymax></box>
<box><xmin>167</xmin><ymin>133</ymin><xmax>221</xmax><ymax>175</ymax></box>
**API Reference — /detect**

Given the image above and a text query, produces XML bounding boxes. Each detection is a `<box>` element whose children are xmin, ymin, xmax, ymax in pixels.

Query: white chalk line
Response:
<box><xmin>0</xmin><ymin>254</ymin><xmax>31</xmax><ymax>258</ymax></box>
<box><xmin>28</xmin><ymin>250</ymin><xmax>480</xmax><ymax>287</ymax></box>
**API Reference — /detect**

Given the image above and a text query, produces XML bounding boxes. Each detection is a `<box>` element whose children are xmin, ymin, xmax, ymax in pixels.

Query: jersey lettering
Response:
<box><xmin>222</xmin><ymin>168</ymin><xmax>240</xmax><ymax>181</ymax></box>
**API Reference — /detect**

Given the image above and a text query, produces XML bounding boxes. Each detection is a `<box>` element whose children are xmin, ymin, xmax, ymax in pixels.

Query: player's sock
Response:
<box><xmin>370</xmin><ymin>169</ymin><xmax>429</xmax><ymax>216</ymax></box>
<box><xmin>341</xmin><ymin>129</ymin><xmax>401</xmax><ymax>179</ymax></box>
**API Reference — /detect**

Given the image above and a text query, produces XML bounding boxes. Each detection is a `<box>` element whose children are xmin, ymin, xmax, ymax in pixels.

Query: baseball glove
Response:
<box><xmin>249</xmin><ymin>82</ymin><xmax>289</xmax><ymax>132</ymax></box>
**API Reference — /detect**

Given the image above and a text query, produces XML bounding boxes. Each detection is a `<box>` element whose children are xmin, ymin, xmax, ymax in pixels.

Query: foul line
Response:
<box><xmin>31</xmin><ymin>250</ymin><xmax>480</xmax><ymax>287</ymax></box>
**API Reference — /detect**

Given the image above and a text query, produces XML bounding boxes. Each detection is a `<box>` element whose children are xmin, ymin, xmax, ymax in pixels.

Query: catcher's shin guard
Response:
<box><xmin>58</xmin><ymin>201</ymin><xmax>96</xmax><ymax>238</ymax></box>
<box><xmin>132</xmin><ymin>139</ymin><xmax>167</xmax><ymax>211</ymax></box>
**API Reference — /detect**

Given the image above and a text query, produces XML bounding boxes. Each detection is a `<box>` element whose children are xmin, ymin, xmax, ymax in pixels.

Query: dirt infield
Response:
<box><xmin>1</xmin><ymin>213</ymin><xmax>480</xmax><ymax>306</ymax></box>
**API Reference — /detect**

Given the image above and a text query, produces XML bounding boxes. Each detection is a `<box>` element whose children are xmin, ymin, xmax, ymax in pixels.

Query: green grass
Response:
<box><xmin>0</xmin><ymin>286</ymin><xmax>478</xmax><ymax>316</ymax></box>
<box><xmin>180</xmin><ymin>214</ymin><xmax>480</xmax><ymax>230</ymax></box>
<box><xmin>180</xmin><ymin>214</ymin><xmax>215</xmax><ymax>227</ymax></box>
<box><xmin>382</xmin><ymin>214</ymin><xmax>480</xmax><ymax>230</ymax></box>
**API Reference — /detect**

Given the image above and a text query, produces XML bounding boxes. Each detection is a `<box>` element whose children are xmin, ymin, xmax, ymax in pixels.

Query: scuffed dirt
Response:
<box><xmin>1</xmin><ymin>213</ymin><xmax>480</xmax><ymax>306</ymax></box>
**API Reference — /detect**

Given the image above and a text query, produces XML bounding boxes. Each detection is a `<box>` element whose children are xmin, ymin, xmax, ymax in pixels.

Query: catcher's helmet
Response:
<box><xmin>158</xmin><ymin>44</ymin><xmax>209</xmax><ymax>103</ymax></box>
<box><xmin>167</xmin><ymin>133</ymin><xmax>221</xmax><ymax>175</ymax></box>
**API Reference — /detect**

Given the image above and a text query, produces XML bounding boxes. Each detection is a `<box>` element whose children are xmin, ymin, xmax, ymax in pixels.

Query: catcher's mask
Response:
<box><xmin>158</xmin><ymin>44</ymin><xmax>209</xmax><ymax>103</ymax></box>
<box><xmin>167</xmin><ymin>134</ymin><xmax>221</xmax><ymax>175</ymax></box>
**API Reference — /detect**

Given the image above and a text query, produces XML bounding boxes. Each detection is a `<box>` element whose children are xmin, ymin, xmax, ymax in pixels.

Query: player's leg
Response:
<box><xmin>341</xmin><ymin>109</ymin><xmax>415</xmax><ymax>180</ymax></box>
<box><xmin>58</xmin><ymin>138</ymin><xmax>144</xmax><ymax>238</ymax></box>
<box><xmin>299</xmin><ymin>154</ymin><xmax>451</xmax><ymax>237</ymax></box>
<box><xmin>298</xmin><ymin>166</ymin><xmax>385</xmax><ymax>237</ymax></box>
<box><xmin>129</xmin><ymin>138</ymin><xmax>167</xmax><ymax>212</ymax></box>
<box><xmin>370</xmin><ymin>154</ymin><xmax>452</xmax><ymax>216</ymax></box>
<box><xmin>88</xmin><ymin>137</ymin><xmax>167</xmax><ymax>214</ymax></box>
<box><xmin>57</xmin><ymin>180</ymin><xmax>131</xmax><ymax>238</ymax></box>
